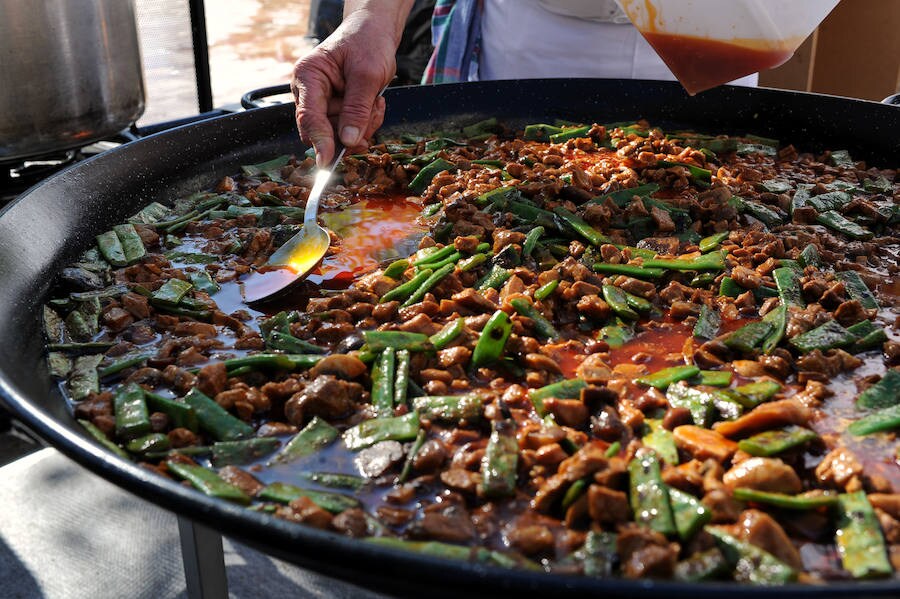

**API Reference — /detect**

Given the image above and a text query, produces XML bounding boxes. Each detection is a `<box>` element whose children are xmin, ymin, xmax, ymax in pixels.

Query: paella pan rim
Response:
<box><xmin>1</xmin><ymin>79</ymin><xmax>898</xmax><ymax>596</ymax></box>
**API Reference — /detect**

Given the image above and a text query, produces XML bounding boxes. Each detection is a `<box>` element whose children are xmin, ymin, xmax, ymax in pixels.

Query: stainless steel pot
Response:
<box><xmin>0</xmin><ymin>0</ymin><xmax>145</xmax><ymax>162</ymax></box>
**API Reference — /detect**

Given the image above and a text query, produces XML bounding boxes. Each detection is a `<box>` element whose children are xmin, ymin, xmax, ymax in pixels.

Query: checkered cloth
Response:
<box><xmin>421</xmin><ymin>0</ymin><xmax>482</xmax><ymax>84</ymax></box>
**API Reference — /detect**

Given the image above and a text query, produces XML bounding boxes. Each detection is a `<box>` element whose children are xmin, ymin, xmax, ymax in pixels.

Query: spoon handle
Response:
<box><xmin>303</xmin><ymin>144</ymin><xmax>346</xmax><ymax>227</ymax></box>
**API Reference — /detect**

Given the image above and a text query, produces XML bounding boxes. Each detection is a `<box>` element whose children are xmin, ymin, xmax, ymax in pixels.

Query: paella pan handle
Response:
<box><xmin>241</xmin><ymin>84</ymin><xmax>292</xmax><ymax>110</ymax></box>
<box><xmin>883</xmin><ymin>93</ymin><xmax>900</xmax><ymax>107</ymax></box>
<box><xmin>242</xmin><ymin>77</ymin><xmax>399</xmax><ymax>110</ymax></box>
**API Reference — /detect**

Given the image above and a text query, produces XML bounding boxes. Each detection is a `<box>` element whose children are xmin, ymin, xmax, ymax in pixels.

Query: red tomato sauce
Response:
<box><xmin>641</xmin><ymin>32</ymin><xmax>793</xmax><ymax>95</ymax></box>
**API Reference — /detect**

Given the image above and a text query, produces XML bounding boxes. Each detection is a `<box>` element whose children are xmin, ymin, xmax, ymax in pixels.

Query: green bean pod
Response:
<box><xmin>480</xmin><ymin>418</ymin><xmax>519</xmax><ymax>499</ymax></box>
<box><xmin>394</xmin><ymin>349</ymin><xmax>411</xmax><ymax>407</ymax></box>
<box><xmin>379</xmin><ymin>269</ymin><xmax>433</xmax><ymax>304</ymax></box>
<box><xmin>471</xmin><ymin>310</ymin><xmax>513</xmax><ymax>368</ymax></box>
<box><xmin>166</xmin><ymin>461</ymin><xmax>250</xmax><ymax>505</ymax></box>
<box><xmin>371</xmin><ymin>348</ymin><xmax>396</xmax><ymax>417</ymax></box>
<box><xmin>430</xmin><ymin>317</ymin><xmax>465</xmax><ymax>350</ymax></box>
<box><xmin>401</xmin><ymin>263</ymin><xmax>455</xmax><ymax>307</ymax></box>
<box><xmin>509</xmin><ymin>297</ymin><xmax>559</xmax><ymax>340</ymax></box>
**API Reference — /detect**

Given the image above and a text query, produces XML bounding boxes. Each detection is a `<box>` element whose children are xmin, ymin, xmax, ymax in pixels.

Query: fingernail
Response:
<box><xmin>340</xmin><ymin>125</ymin><xmax>360</xmax><ymax>146</ymax></box>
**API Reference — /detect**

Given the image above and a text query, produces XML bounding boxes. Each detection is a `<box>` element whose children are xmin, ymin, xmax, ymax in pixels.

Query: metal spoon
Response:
<box><xmin>242</xmin><ymin>144</ymin><xmax>345</xmax><ymax>304</ymax></box>
<box><xmin>244</xmin><ymin>85</ymin><xmax>390</xmax><ymax>305</ymax></box>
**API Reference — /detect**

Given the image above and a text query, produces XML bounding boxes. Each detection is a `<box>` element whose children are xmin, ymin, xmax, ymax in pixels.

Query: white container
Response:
<box><xmin>617</xmin><ymin>0</ymin><xmax>840</xmax><ymax>94</ymax></box>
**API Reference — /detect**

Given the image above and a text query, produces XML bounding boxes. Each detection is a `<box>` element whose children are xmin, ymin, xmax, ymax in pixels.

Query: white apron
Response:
<box><xmin>478</xmin><ymin>0</ymin><xmax>759</xmax><ymax>87</ymax></box>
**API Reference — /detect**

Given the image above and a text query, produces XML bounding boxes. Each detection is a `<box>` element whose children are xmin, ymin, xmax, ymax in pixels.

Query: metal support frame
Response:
<box><xmin>188</xmin><ymin>0</ymin><xmax>214</xmax><ymax>112</ymax></box>
<box><xmin>177</xmin><ymin>515</ymin><xmax>229</xmax><ymax>599</ymax></box>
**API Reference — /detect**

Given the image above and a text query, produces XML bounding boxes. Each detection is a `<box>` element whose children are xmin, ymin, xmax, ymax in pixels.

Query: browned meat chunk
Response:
<box><xmin>616</xmin><ymin>524</ymin><xmax>678</xmax><ymax>579</ymax></box>
<box><xmin>173</xmin><ymin>321</ymin><xmax>218</xmax><ymax>337</ymax></box>
<box><xmin>121</xmin><ymin>292</ymin><xmax>151</xmax><ymax>319</ymax></box>
<box><xmin>438</xmin><ymin>346</ymin><xmax>472</xmax><ymax>368</ymax></box>
<box><xmin>453</xmin><ymin>235</ymin><xmax>479</xmax><ymax>253</ymax></box>
<box><xmin>869</xmin><ymin>494</ymin><xmax>900</xmax><ymax>520</ymax></box>
<box><xmin>412</xmin><ymin>504</ymin><xmax>476</xmax><ymax>544</ymax></box>
<box><xmin>452</xmin><ymin>287</ymin><xmax>497</xmax><ymax>312</ymax></box>
<box><xmin>673</xmin><ymin>425</ymin><xmax>738</xmax><ymax>462</ymax></box>
<box><xmin>833</xmin><ymin>299</ymin><xmax>872</xmax><ymax>326</ymax></box>
<box><xmin>576</xmin><ymin>353</ymin><xmax>613</xmax><ymax>383</ymax></box>
<box><xmin>278</xmin><ymin>496</ymin><xmax>333</xmax><ymax>530</ymax></box>
<box><xmin>713</xmin><ymin>399</ymin><xmax>811</xmax><ymax>438</ymax></box>
<box><xmin>723</xmin><ymin>457</ymin><xmax>802</xmax><ymax>494</ymax></box>
<box><xmin>650</xmin><ymin>205</ymin><xmax>675</xmax><ymax>232</ymax></box>
<box><xmin>738</xmin><ymin>509</ymin><xmax>803</xmax><ymax>570</ymax></box>
<box><xmin>332</xmin><ymin>508</ymin><xmax>369</xmax><ymax>538</ymax></box>
<box><xmin>102</xmin><ymin>307</ymin><xmax>134</xmax><ymax>332</ymax></box>
<box><xmin>506</xmin><ymin>524</ymin><xmax>555</xmax><ymax>556</ymax></box>
<box><xmin>217</xmin><ymin>465</ymin><xmax>264</xmax><ymax>497</ymax></box>
<box><xmin>576</xmin><ymin>294</ymin><xmax>612</xmax><ymax>320</ymax></box>
<box><xmin>284</xmin><ymin>375</ymin><xmax>363</xmax><ymax>427</ymax></box>
<box><xmin>492</xmin><ymin>230</ymin><xmax>526</xmax><ymax>253</ymax></box>
<box><xmin>815</xmin><ymin>447</ymin><xmax>863</xmax><ymax>491</ymax></box>
<box><xmin>440</xmin><ymin>468</ymin><xmax>482</xmax><ymax>494</ymax></box>
<box><xmin>309</xmin><ymin>354</ymin><xmax>367</xmax><ymax>380</ymax></box>
<box><xmin>168</xmin><ymin>427</ymin><xmax>199</xmax><ymax>448</ymax></box>
<box><xmin>587</xmin><ymin>485</ymin><xmax>630</xmax><ymax>524</ymax></box>
<box><xmin>730</xmin><ymin>265</ymin><xmax>762</xmax><ymax>289</ymax></box>
<box><xmin>702</xmin><ymin>488</ymin><xmax>744</xmax><ymax>523</ymax></box>
<box><xmin>412</xmin><ymin>439</ymin><xmax>448</xmax><ymax>474</ymax></box>
<box><xmin>796</xmin><ymin>349</ymin><xmax>862</xmax><ymax>378</ymax></box>
<box><xmin>542</xmin><ymin>398</ymin><xmax>589</xmax><ymax>428</ymax></box>
<box><xmin>636</xmin><ymin>237</ymin><xmax>679</xmax><ymax>256</ymax></box>
<box><xmin>196</xmin><ymin>362</ymin><xmax>227</xmax><ymax>397</ymax></box>
<box><xmin>532</xmin><ymin>443</ymin><xmax>610</xmax><ymax>512</ymax></box>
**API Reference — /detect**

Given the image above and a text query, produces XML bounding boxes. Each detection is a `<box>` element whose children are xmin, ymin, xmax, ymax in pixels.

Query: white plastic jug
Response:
<box><xmin>617</xmin><ymin>0</ymin><xmax>840</xmax><ymax>94</ymax></box>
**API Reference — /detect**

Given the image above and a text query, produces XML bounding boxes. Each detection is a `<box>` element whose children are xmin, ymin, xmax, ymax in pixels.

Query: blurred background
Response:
<box><xmin>136</xmin><ymin>0</ymin><xmax>436</xmax><ymax>125</ymax></box>
<box><xmin>136</xmin><ymin>0</ymin><xmax>899</xmax><ymax>128</ymax></box>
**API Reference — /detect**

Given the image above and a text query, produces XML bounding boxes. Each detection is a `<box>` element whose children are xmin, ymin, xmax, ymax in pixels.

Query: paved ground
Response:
<box><xmin>1</xmin><ymin>449</ymin><xmax>391</xmax><ymax>599</ymax></box>
<box><xmin>135</xmin><ymin>0</ymin><xmax>315</xmax><ymax>125</ymax></box>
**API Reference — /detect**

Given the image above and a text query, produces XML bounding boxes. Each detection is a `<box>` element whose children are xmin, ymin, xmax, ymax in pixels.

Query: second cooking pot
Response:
<box><xmin>0</xmin><ymin>0</ymin><xmax>145</xmax><ymax>162</ymax></box>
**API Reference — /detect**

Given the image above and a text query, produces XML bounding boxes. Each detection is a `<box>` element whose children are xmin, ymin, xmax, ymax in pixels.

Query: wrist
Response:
<box><xmin>342</xmin><ymin>0</ymin><xmax>415</xmax><ymax>45</ymax></box>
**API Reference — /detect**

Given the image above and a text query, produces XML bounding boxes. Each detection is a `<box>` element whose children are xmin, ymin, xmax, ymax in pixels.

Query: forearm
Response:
<box><xmin>343</xmin><ymin>0</ymin><xmax>416</xmax><ymax>46</ymax></box>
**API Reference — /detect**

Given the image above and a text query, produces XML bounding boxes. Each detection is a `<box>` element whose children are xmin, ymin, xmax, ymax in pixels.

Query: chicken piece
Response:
<box><xmin>217</xmin><ymin>465</ymin><xmax>264</xmax><ymax>497</ymax></box>
<box><xmin>542</xmin><ymin>398</ymin><xmax>589</xmax><ymax>428</ymax></box>
<box><xmin>723</xmin><ymin>457</ymin><xmax>802</xmax><ymax>494</ymax></box>
<box><xmin>309</xmin><ymin>354</ymin><xmax>367</xmax><ymax>380</ymax></box>
<box><xmin>869</xmin><ymin>494</ymin><xmax>900</xmax><ymax>520</ymax></box>
<box><xmin>506</xmin><ymin>524</ymin><xmax>555</xmax><ymax>556</ymax></box>
<box><xmin>815</xmin><ymin>447</ymin><xmax>863</xmax><ymax>491</ymax></box>
<box><xmin>278</xmin><ymin>496</ymin><xmax>333</xmax><ymax>530</ymax></box>
<box><xmin>702</xmin><ymin>488</ymin><xmax>745</xmax><ymax>523</ymax></box>
<box><xmin>284</xmin><ymin>375</ymin><xmax>363</xmax><ymax>427</ymax></box>
<box><xmin>673</xmin><ymin>425</ymin><xmax>739</xmax><ymax>462</ymax></box>
<box><xmin>587</xmin><ymin>485</ymin><xmax>630</xmax><ymax>524</ymax></box>
<box><xmin>332</xmin><ymin>508</ymin><xmax>369</xmax><ymax>538</ymax></box>
<box><xmin>196</xmin><ymin>362</ymin><xmax>228</xmax><ymax>397</ymax></box>
<box><xmin>616</xmin><ymin>524</ymin><xmax>678</xmax><ymax>579</ymax></box>
<box><xmin>576</xmin><ymin>353</ymin><xmax>613</xmax><ymax>383</ymax></box>
<box><xmin>532</xmin><ymin>443</ymin><xmax>609</xmax><ymax>512</ymax></box>
<box><xmin>738</xmin><ymin>509</ymin><xmax>803</xmax><ymax>570</ymax></box>
<box><xmin>713</xmin><ymin>399</ymin><xmax>811</xmax><ymax>438</ymax></box>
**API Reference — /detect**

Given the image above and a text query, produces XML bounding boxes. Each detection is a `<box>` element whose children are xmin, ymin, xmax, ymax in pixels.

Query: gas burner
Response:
<box><xmin>1</xmin><ymin>151</ymin><xmax>80</xmax><ymax>205</ymax></box>
<box><xmin>0</xmin><ymin>141</ymin><xmax>127</xmax><ymax>206</ymax></box>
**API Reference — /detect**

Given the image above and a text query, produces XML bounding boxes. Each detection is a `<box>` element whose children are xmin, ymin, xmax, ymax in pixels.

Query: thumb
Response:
<box><xmin>336</xmin><ymin>71</ymin><xmax>385</xmax><ymax>148</ymax></box>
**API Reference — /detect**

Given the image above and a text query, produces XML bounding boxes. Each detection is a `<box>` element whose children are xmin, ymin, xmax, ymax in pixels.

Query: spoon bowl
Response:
<box><xmin>242</xmin><ymin>150</ymin><xmax>344</xmax><ymax>305</ymax></box>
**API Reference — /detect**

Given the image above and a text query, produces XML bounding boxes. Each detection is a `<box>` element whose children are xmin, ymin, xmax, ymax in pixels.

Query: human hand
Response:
<box><xmin>291</xmin><ymin>1</ymin><xmax>413</xmax><ymax>166</ymax></box>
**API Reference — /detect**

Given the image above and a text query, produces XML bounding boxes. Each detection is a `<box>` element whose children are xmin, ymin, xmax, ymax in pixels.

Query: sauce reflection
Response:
<box><xmin>242</xmin><ymin>195</ymin><xmax>427</xmax><ymax>303</ymax></box>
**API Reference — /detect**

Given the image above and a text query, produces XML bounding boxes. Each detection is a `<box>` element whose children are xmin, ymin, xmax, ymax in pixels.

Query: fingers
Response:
<box><xmin>336</xmin><ymin>68</ymin><xmax>386</xmax><ymax>148</ymax></box>
<box><xmin>365</xmin><ymin>96</ymin><xmax>387</xmax><ymax>141</ymax></box>
<box><xmin>292</xmin><ymin>58</ymin><xmax>338</xmax><ymax>167</ymax></box>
